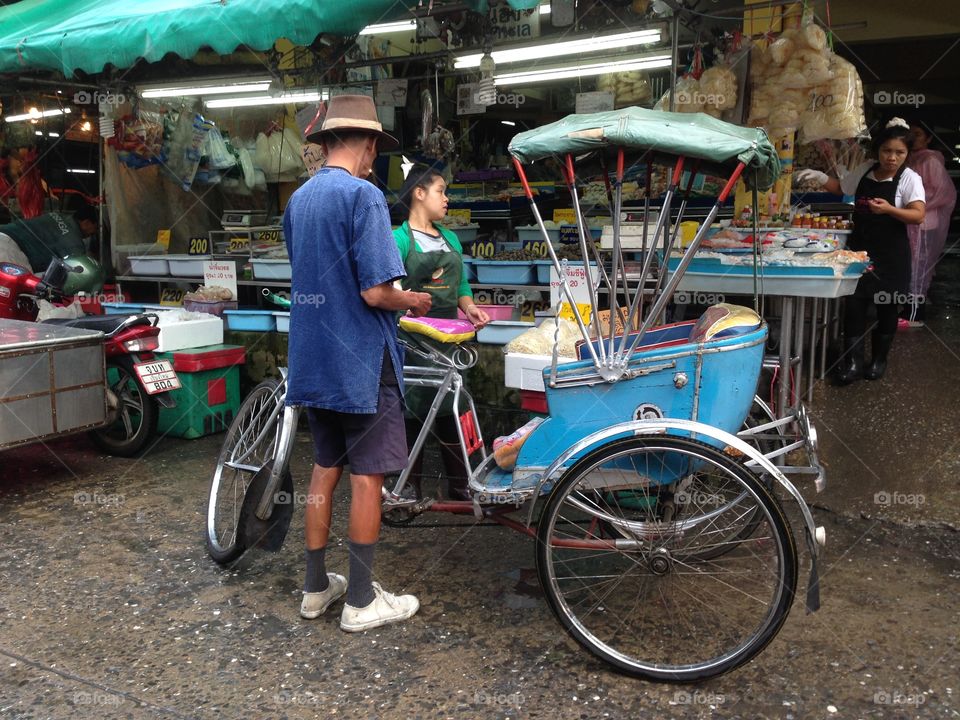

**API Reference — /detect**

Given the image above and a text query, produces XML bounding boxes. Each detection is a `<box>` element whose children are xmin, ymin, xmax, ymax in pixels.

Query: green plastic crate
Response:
<box><xmin>155</xmin><ymin>344</ymin><xmax>245</xmax><ymax>439</ymax></box>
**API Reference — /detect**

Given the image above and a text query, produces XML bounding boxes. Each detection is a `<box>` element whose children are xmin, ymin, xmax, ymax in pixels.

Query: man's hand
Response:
<box><xmin>406</xmin><ymin>292</ymin><xmax>432</xmax><ymax>317</ymax></box>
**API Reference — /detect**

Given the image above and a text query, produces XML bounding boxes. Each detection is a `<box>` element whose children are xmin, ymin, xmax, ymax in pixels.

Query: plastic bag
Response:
<box><xmin>36</xmin><ymin>299</ymin><xmax>84</xmax><ymax>321</ymax></box>
<box><xmin>493</xmin><ymin>417</ymin><xmax>546</xmax><ymax>470</ymax></box>
<box><xmin>505</xmin><ymin>318</ymin><xmax>580</xmax><ymax>357</ymax></box>
<box><xmin>654</xmin><ymin>76</ymin><xmax>703</xmax><ymax>113</ymax></box>
<box><xmin>798</xmin><ymin>56</ymin><xmax>867</xmax><ymax>143</ymax></box>
<box><xmin>165</xmin><ymin>110</ymin><xmax>214</xmax><ymax>191</ymax></box>
<box><xmin>204</xmin><ymin>127</ymin><xmax>236</xmax><ymax>170</ymax></box>
<box><xmin>699</xmin><ymin>66</ymin><xmax>737</xmax><ymax>112</ymax></box>
<box><xmin>254</xmin><ymin>127</ymin><xmax>305</xmax><ymax>182</ymax></box>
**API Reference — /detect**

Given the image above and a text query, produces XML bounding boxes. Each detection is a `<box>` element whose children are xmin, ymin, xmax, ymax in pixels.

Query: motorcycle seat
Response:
<box><xmin>42</xmin><ymin>314</ymin><xmax>153</xmax><ymax>335</ymax></box>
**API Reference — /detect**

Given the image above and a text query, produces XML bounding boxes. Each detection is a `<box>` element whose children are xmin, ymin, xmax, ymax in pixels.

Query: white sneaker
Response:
<box><xmin>340</xmin><ymin>582</ymin><xmax>419</xmax><ymax>632</ymax></box>
<box><xmin>300</xmin><ymin>573</ymin><xmax>347</xmax><ymax>619</ymax></box>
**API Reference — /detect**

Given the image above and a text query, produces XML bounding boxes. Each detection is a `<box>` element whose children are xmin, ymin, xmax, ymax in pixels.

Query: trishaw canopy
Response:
<box><xmin>508</xmin><ymin>107</ymin><xmax>782</xmax><ymax>191</ymax></box>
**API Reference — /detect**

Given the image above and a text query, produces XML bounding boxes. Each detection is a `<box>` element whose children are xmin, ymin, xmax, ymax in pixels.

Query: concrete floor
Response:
<box><xmin>1</xmin><ymin>260</ymin><xmax>959</xmax><ymax>719</ymax></box>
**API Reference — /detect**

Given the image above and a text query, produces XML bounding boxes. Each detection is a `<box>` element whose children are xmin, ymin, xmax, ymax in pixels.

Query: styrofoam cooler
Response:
<box><xmin>154</xmin><ymin>312</ymin><xmax>224</xmax><ymax>351</ymax></box>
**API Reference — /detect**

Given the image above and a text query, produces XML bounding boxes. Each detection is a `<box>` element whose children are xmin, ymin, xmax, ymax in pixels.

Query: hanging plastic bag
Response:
<box><xmin>204</xmin><ymin>127</ymin><xmax>236</xmax><ymax>170</ymax></box>
<box><xmin>237</xmin><ymin>147</ymin><xmax>256</xmax><ymax>189</ymax></box>
<box><xmin>254</xmin><ymin>127</ymin><xmax>305</xmax><ymax>182</ymax></box>
<box><xmin>798</xmin><ymin>55</ymin><xmax>867</xmax><ymax>143</ymax></box>
<box><xmin>165</xmin><ymin>110</ymin><xmax>214</xmax><ymax>191</ymax></box>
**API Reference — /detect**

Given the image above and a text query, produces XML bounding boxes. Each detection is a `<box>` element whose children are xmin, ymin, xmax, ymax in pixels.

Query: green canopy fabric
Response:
<box><xmin>0</xmin><ymin>0</ymin><xmax>425</xmax><ymax>76</ymax></box>
<box><xmin>509</xmin><ymin>107</ymin><xmax>782</xmax><ymax>191</ymax></box>
<box><xmin>0</xmin><ymin>0</ymin><xmax>542</xmax><ymax>77</ymax></box>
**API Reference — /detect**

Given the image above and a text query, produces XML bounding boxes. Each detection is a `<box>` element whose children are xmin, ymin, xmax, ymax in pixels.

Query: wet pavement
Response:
<box><xmin>1</xmin><ymin>262</ymin><xmax>959</xmax><ymax>719</ymax></box>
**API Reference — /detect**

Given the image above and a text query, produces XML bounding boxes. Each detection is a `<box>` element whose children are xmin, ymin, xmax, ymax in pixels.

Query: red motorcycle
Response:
<box><xmin>0</xmin><ymin>257</ymin><xmax>179</xmax><ymax>456</ymax></box>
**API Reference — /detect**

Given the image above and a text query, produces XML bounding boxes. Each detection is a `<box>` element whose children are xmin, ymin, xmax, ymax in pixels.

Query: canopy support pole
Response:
<box><xmin>512</xmin><ymin>157</ymin><xmax>602</xmax><ymax>373</ymax></box>
<box><xmin>619</xmin><ymin>161</ymin><xmax>746</xmax><ymax>365</ymax></box>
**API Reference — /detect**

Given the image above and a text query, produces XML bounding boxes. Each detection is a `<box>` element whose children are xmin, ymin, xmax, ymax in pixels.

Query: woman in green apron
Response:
<box><xmin>393</xmin><ymin>166</ymin><xmax>490</xmax><ymax>499</ymax></box>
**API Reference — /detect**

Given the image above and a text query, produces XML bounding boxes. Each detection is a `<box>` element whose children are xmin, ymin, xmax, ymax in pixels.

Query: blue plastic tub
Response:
<box><xmin>474</xmin><ymin>260</ymin><xmax>535</xmax><ymax>285</ymax></box>
<box><xmin>476</xmin><ymin>320</ymin><xmax>536</xmax><ymax>345</ymax></box>
<box><xmin>102</xmin><ymin>302</ymin><xmax>146</xmax><ymax>315</ymax></box>
<box><xmin>224</xmin><ymin>309</ymin><xmax>276</xmax><ymax>332</ymax></box>
<box><xmin>461</xmin><ymin>257</ymin><xmax>477</xmax><ymax>282</ymax></box>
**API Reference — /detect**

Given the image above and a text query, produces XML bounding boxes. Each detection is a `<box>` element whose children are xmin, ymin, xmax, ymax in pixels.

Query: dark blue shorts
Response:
<box><xmin>305</xmin><ymin>359</ymin><xmax>408</xmax><ymax>476</ymax></box>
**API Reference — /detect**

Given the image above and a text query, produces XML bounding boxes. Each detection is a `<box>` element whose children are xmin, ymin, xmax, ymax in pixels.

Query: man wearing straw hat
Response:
<box><xmin>283</xmin><ymin>95</ymin><xmax>431</xmax><ymax>631</ymax></box>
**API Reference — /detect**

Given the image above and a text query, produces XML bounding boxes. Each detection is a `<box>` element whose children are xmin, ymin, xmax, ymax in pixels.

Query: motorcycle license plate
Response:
<box><xmin>133</xmin><ymin>360</ymin><xmax>181</xmax><ymax>395</ymax></box>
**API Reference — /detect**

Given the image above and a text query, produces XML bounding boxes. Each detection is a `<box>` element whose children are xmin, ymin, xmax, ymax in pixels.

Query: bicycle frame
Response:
<box><xmin>384</xmin><ymin>338</ymin><xmax>487</xmax><ymax>503</ymax></box>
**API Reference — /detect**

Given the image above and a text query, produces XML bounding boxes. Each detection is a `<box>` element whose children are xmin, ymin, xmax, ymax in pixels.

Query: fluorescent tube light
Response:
<box><xmin>68</xmin><ymin>168</ymin><xmax>96</xmax><ymax>174</ymax></box>
<box><xmin>359</xmin><ymin>20</ymin><xmax>416</xmax><ymax>35</ymax></box>
<box><xmin>140</xmin><ymin>80</ymin><xmax>272</xmax><ymax>98</ymax></box>
<box><xmin>48</xmin><ymin>132</ymin><xmax>59</xmax><ymax>137</ymax></box>
<box><xmin>494</xmin><ymin>54</ymin><xmax>672</xmax><ymax>86</ymax></box>
<box><xmin>35</xmin><ymin>131</ymin><xmax>42</xmax><ymax>136</ymax></box>
<box><xmin>4</xmin><ymin>107</ymin><xmax>72</xmax><ymax>122</ymax></box>
<box><xmin>501</xmin><ymin>120</ymin><xmax>516</xmax><ymax>126</ymax></box>
<box><xmin>455</xmin><ymin>29</ymin><xmax>661</xmax><ymax>69</ymax></box>
<box><xmin>205</xmin><ymin>90</ymin><xmax>328</xmax><ymax>109</ymax></box>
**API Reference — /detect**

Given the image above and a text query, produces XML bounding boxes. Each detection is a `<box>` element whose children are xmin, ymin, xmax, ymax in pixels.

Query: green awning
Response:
<box><xmin>0</xmin><ymin>0</ymin><xmax>426</xmax><ymax>76</ymax></box>
<box><xmin>509</xmin><ymin>107</ymin><xmax>782</xmax><ymax>191</ymax></box>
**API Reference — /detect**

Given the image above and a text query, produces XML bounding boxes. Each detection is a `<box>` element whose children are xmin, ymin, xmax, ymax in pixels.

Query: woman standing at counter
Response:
<box><xmin>798</xmin><ymin>118</ymin><xmax>925</xmax><ymax>384</ymax></box>
<box><xmin>393</xmin><ymin>165</ymin><xmax>490</xmax><ymax>499</ymax></box>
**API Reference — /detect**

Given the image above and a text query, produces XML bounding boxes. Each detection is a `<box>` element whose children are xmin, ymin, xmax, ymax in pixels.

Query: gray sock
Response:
<box><xmin>346</xmin><ymin>540</ymin><xmax>376</xmax><ymax>608</ymax></box>
<box><xmin>304</xmin><ymin>547</ymin><xmax>329</xmax><ymax>593</ymax></box>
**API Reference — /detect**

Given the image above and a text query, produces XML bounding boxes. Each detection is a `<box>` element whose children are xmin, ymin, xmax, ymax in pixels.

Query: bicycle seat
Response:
<box><xmin>399</xmin><ymin>316</ymin><xmax>476</xmax><ymax>344</ymax></box>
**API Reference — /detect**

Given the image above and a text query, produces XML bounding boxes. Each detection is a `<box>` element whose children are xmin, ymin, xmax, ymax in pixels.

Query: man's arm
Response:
<box><xmin>361</xmin><ymin>282</ymin><xmax>432</xmax><ymax>316</ymax></box>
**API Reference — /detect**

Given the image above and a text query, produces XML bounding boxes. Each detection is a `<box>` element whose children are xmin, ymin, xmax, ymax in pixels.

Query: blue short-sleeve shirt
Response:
<box><xmin>283</xmin><ymin>167</ymin><xmax>406</xmax><ymax>413</ymax></box>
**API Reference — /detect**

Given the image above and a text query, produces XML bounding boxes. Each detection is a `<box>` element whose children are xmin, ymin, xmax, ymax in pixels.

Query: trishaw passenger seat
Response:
<box><xmin>690</xmin><ymin>303</ymin><xmax>762</xmax><ymax>344</ymax></box>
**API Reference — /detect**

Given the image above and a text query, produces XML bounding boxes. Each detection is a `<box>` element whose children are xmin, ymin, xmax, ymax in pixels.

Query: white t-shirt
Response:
<box><xmin>411</xmin><ymin>228</ymin><xmax>450</xmax><ymax>253</ymax></box>
<box><xmin>840</xmin><ymin>161</ymin><xmax>926</xmax><ymax>208</ymax></box>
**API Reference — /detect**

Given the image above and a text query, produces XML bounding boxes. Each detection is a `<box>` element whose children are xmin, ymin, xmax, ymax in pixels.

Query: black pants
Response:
<box><xmin>843</xmin><ymin>289</ymin><xmax>899</xmax><ymax>343</ymax></box>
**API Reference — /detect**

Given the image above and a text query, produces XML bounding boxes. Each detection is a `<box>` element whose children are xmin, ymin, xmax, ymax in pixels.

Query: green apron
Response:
<box><xmin>399</xmin><ymin>222</ymin><xmax>463</xmax><ymax>420</ymax></box>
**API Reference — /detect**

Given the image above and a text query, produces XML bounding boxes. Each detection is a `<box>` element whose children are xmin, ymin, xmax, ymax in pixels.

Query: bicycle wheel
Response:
<box><xmin>206</xmin><ymin>379</ymin><xmax>284</xmax><ymax>563</ymax></box>
<box><xmin>536</xmin><ymin>435</ymin><xmax>797</xmax><ymax>682</ymax></box>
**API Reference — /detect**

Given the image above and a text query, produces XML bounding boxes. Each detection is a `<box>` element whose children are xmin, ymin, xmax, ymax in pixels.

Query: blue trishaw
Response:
<box><xmin>206</xmin><ymin>109</ymin><xmax>824</xmax><ymax>682</ymax></box>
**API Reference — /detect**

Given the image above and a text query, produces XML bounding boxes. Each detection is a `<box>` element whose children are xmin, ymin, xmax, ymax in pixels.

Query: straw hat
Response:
<box><xmin>306</xmin><ymin>94</ymin><xmax>398</xmax><ymax>150</ymax></box>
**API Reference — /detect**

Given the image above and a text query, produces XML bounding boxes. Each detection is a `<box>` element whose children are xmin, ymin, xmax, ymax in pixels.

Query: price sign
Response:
<box><xmin>519</xmin><ymin>298</ymin><xmax>550</xmax><ymax>321</ymax></box>
<box><xmin>559</xmin><ymin>302</ymin><xmax>594</xmax><ymax>325</ymax></box>
<box><xmin>521</xmin><ymin>239</ymin><xmax>548</xmax><ymax>257</ymax></box>
<box><xmin>471</xmin><ymin>240</ymin><xmax>496</xmax><ymax>259</ymax></box>
<box><xmin>550</xmin><ymin>263</ymin><xmax>600</xmax><ymax>306</ymax></box>
<box><xmin>156</xmin><ymin>229</ymin><xmax>171</xmax><ymax>249</ymax></box>
<box><xmin>559</xmin><ymin>225</ymin><xmax>581</xmax><ymax>244</ymax></box>
<box><xmin>447</xmin><ymin>209</ymin><xmax>471</xmax><ymax>224</ymax></box>
<box><xmin>553</xmin><ymin>209</ymin><xmax>577</xmax><ymax>224</ymax></box>
<box><xmin>160</xmin><ymin>288</ymin><xmax>185</xmax><ymax>306</ymax></box>
<box><xmin>257</xmin><ymin>229</ymin><xmax>281</xmax><ymax>243</ymax></box>
<box><xmin>188</xmin><ymin>236</ymin><xmax>210</xmax><ymax>255</ymax></box>
<box><xmin>229</xmin><ymin>237</ymin><xmax>250</xmax><ymax>253</ymax></box>
<box><xmin>203</xmin><ymin>260</ymin><xmax>238</xmax><ymax>300</ymax></box>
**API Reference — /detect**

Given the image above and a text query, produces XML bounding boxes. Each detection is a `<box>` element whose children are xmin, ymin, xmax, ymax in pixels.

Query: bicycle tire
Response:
<box><xmin>536</xmin><ymin>435</ymin><xmax>798</xmax><ymax>682</ymax></box>
<box><xmin>206</xmin><ymin>378</ymin><xmax>284</xmax><ymax>564</ymax></box>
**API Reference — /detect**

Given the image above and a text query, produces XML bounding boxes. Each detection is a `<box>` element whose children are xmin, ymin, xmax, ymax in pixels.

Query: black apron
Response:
<box><xmin>848</xmin><ymin>163</ymin><xmax>911</xmax><ymax>295</ymax></box>
<box><xmin>398</xmin><ymin>223</ymin><xmax>464</xmax><ymax>419</ymax></box>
